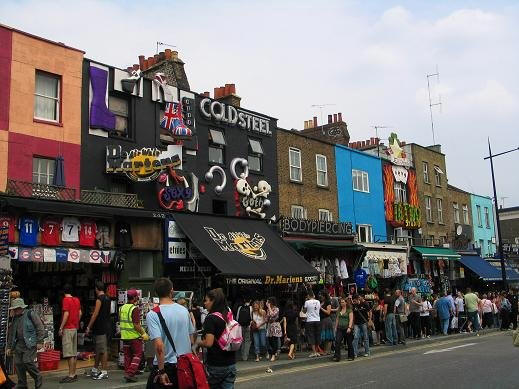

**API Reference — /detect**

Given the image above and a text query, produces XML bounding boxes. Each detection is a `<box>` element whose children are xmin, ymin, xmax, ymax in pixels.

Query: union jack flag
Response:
<box><xmin>160</xmin><ymin>102</ymin><xmax>193</xmax><ymax>137</ymax></box>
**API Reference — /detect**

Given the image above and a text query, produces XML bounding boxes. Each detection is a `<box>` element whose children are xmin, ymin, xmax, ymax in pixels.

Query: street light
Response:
<box><xmin>484</xmin><ymin>140</ymin><xmax>519</xmax><ymax>290</ymax></box>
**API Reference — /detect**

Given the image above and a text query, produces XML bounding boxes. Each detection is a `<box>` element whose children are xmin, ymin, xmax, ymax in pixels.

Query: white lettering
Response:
<box><xmin>200</xmin><ymin>98</ymin><xmax>211</xmax><ymax>118</ymax></box>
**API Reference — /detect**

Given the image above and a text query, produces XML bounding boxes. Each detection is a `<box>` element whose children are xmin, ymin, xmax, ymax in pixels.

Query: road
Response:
<box><xmin>236</xmin><ymin>332</ymin><xmax>517</xmax><ymax>389</ymax></box>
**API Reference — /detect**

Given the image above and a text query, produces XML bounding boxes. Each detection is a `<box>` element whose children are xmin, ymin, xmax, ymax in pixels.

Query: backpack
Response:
<box><xmin>210</xmin><ymin>311</ymin><xmax>243</xmax><ymax>352</ymax></box>
<box><xmin>236</xmin><ymin>305</ymin><xmax>252</xmax><ymax>327</ymax></box>
<box><xmin>152</xmin><ymin>306</ymin><xmax>209</xmax><ymax>389</ymax></box>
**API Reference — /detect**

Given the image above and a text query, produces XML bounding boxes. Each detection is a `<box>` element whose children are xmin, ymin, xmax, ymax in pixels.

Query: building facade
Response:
<box><xmin>277</xmin><ymin>129</ymin><xmax>338</xmax><ymax>221</ymax></box>
<box><xmin>447</xmin><ymin>185</ymin><xmax>473</xmax><ymax>250</ymax></box>
<box><xmin>470</xmin><ymin>193</ymin><xmax>496</xmax><ymax>257</ymax></box>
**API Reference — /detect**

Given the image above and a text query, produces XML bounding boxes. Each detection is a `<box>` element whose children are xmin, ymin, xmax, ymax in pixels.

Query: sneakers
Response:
<box><xmin>363</xmin><ymin>353</ymin><xmax>370</xmax><ymax>357</ymax></box>
<box><xmin>84</xmin><ymin>368</ymin><xmax>99</xmax><ymax>377</ymax></box>
<box><xmin>93</xmin><ymin>371</ymin><xmax>109</xmax><ymax>380</ymax></box>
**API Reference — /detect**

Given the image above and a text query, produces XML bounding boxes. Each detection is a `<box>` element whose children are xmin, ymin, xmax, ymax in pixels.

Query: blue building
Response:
<box><xmin>470</xmin><ymin>193</ymin><xmax>496</xmax><ymax>257</ymax></box>
<box><xmin>335</xmin><ymin>145</ymin><xmax>386</xmax><ymax>243</ymax></box>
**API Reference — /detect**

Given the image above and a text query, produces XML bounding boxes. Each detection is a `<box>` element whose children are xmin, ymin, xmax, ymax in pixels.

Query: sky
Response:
<box><xmin>1</xmin><ymin>0</ymin><xmax>518</xmax><ymax>206</ymax></box>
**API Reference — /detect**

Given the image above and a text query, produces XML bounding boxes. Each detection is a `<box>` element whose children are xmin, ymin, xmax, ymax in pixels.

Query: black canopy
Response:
<box><xmin>173</xmin><ymin>213</ymin><xmax>318</xmax><ymax>284</ymax></box>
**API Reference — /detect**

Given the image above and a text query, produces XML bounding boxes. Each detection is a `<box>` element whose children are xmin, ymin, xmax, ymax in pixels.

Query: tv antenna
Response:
<box><xmin>156</xmin><ymin>41</ymin><xmax>177</xmax><ymax>54</ymax></box>
<box><xmin>500</xmin><ymin>196</ymin><xmax>508</xmax><ymax>209</ymax></box>
<box><xmin>370</xmin><ymin>125</ymin><xmax>394</xmax><ymax>157</ymax></box>
<box><xmin>311</xmin><ymin>104</ymin><xmax>335</xmax><ymax>135</ymax></box>
<box><xmin>427</xmin><ymin>66</ymin><xmax>442</xmax><ymax>145</ymax></box>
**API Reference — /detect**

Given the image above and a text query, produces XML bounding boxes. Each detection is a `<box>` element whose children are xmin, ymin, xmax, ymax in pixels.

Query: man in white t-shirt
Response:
<box><xmin>455</xmin><ymin>291</ymin><xmax>465</xmax><ymax>332</ymax></box>
<box><xmin>303</xmin><ymin>290</ymin><xmax>321</xmax><ymax>358</ymax></box>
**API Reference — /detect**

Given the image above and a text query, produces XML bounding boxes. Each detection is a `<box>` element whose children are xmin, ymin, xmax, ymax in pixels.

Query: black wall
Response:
<box><xmin>80</xmin><ymin>59</ymin><xmax>279</xmax><ymax>218</ymax></box>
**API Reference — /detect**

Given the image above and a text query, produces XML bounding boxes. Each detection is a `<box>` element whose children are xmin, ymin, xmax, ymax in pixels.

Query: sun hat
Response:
<box><xmin>9</xmin><ymin>298</ymin><xmax>27</xmax><ymax>310</ymax></box>
<box><xmin>127</xmin><ymin>289</ymin><xmax>139</xmax><ymax>299</ymax></box>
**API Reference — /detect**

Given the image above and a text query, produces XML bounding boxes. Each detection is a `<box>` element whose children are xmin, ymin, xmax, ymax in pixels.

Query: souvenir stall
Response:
<box><xmin>360</xmin><ymin>244</ymin><xmax>408</xmax><ymax>294</ymax></box>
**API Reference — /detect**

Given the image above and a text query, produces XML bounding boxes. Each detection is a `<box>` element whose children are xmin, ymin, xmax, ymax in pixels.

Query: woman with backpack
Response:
<box><xmin>265</xmin><ymin>297</ymin><xmax>283</xmax><ymax>362</ymax></box>
<box><xmin>199</xmin><ymin>288</ymin><xmax>237</xmax><ymax>389</ymax></box>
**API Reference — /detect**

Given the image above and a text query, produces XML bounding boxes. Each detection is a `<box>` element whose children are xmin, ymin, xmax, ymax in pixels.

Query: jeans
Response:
<box><xmin>385</xmin><ymin>314</ymin><xmax>398</xmax><ymax>345</ymax></box>
<box><xmin>206</xmin><ymin>364</ymin><xmax>237</xmax><ymax>389</ymax></box>
<box><xmin>409</xmin><ymin>312</ymin><xmax>421</xmax><ymax>338</ymax></box>
<box><xmin>440</xmin><ymin>318</ymin><xmax>449</xmax><ymax>335</ymax></box>
<box><xmin>467</xmin><ymin>311</ymin><xmax>481</xmax><ymax>331</ymax></box>
<box><xmin>334</xmin><ymin>328</ymin><xmax>354</xmax><ymax>360</ymax></box>
<box><xmin>353</xmin><ymin>323</ymin><xmax>369</xmax><ymax>356</ymax></box>
<box><xmin>13</xmin><ymin>343</ymin><xmax>42</xmax><ymax>389</ymax></box>
<box><xmin>501</xmin><ymin>309</ymin><xmax>510</xmax><ymax>330</ymax></box>
<box><xmin>240</xmin><ymin>327</ymin><xmax>251</xmax><ymax>361</ymax></box>
<box><xmin>396</xmin><ymin>315</ymin><xmax>406</xmax><ymax>343</ymax></box>
<box><xmin>252</xmin><ymin>329</ymin><xmax>267</xmax><ymax>356</ymax></box>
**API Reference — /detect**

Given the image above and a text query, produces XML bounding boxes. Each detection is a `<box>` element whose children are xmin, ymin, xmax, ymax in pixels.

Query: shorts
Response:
<box><xmin>62</xmin><ymin>329</ymin><xmax>78</xmax><ymax>358</ymax></box>
<box><xmin>95</xmin><ymin>334</ymin><xmax>108</xmax><ymax>354</ymax></box>
<box><xmin>305</xmin><ymin>321</ymin><xmax>321</xmax><ymax>346</ymax></box>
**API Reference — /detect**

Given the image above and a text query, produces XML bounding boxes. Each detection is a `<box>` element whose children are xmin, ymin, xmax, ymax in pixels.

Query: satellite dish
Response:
<box><xmin>456</xmin><ymin>225</ymin><xmax>463</xmax><ymax>236</ymax></box>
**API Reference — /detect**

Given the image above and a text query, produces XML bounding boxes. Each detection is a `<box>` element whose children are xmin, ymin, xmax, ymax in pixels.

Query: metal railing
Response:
<box><xmin>80</xmin><ymin>190</ymin><xmax>141</xmax><ymax>208</ymax></box>
<box><xmin>6</xmin><ymin>179</ymin><xmax>76</xmax><ymax>201</ymax></box>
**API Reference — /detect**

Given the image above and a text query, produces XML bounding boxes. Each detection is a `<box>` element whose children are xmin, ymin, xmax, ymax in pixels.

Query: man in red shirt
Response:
<box><xmin>59</xmin><ymin>284</ymin><xmax>82</xmax><ymax>383</ymax></box>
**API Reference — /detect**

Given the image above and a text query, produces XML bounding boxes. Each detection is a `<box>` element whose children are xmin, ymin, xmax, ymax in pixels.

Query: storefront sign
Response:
<box><xmin>204</xmin><ymin>227</ymin><xmax>267</xmax><ymax>260</ymax></box>
<box><xmin>401</xmin><ymin>278</ymin><xmax>431</xmax><ymax>294</ymax></box>
<box><xmin>164</xmin><ymin>218</ymin><xmax>187</xmax><ymax>263</ymax></box>
<box><xmin>168</xmin><ymin>220</ymin><xmax>185</xmax><ymax>239</ymax></box>
<box><xmin>386</xmin><ymin>133</ymin><xmax>411</xmax><ymax>167</ymax></box>
<box><xmin>226</xmin><ymin>274</ymin><xmax>318</xmax><ymax>285</ymax></box>
<box><xmin>392</xmin><ymin>202</ymin><xmax>421</xmax><ymax>228</ymax></box>
<box><xmin>158</xmin><ymin>169</ymin><xmax>201</xmax><ymax>212</ymax></box>
<box><xmin>106</xmin><ymin>145</ymin><xmax>182</xmax><ymax>182</ymax></box>
<box><xmin>280</xmin><ymin>217</ymin><xmax>353</xmax><ymax>237</ymax></box>
<box><xmin>200</xmin><ymin>98</ymin><xmax>272</xmax><ymax>136</ymax></box>
<box><xmin>167</xmin><ymin>241</ymin><xmax>187</xmax><ymax>260</ymax></box>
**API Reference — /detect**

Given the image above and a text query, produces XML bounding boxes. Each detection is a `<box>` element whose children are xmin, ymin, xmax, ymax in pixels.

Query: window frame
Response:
<box><xmin>423</xmin><ymin>161</ymin><xmax>430</xmax><ymax>184</ymax></box>
<box><xmin>434</xmin><ymin>165</ymin><xmax>442</xmax><ymax>187</ymax></box>
<box><xmin>436</xmin><ymin>198</ymin><xmax>443</xmax><ymax>224</ymax></box>
<box><xmin>462</xmin><ymin>204</ymin><xmax>469</xmax><ymax>225</ymax></box>
<box><xmin>453</xmin><ymin>202</ymin><xmax>460</xmax><ymax>224</ymax></box>
<box><xmin>209</xmin><ymin>129</ymin><xmax>226</xmax><ymax>165</ymax></box>
<box><xmin>289</xmin><ymin>147</ymin><xmax>302</xmax><ymax>182</ymax></box>
<box><xmin>318</xmin><ymin>209</ymin><xmax>332</xmax><ymax>221</ymax></box>
<box><xmin>315</xmin><ymin>154</ymin><xmax>328</xmax><ymax>187</ymax></box>
<box><xmin>356</xmin><ymin>224</ymin><xmax>373</xmax><ymax>243</ymax></box>
<box><xmin>484</xmin><ymin>207</ymin><xmax>490</xmax><ymax>228</ymax></box>
<box><xmin>394</xmin><ymin>181</ymin><xmax>407</xmax><ymax>204</ymax></box>
<box><xmin>476</xmin><ymin>205</ymin><xmax>482</xmax><ymax>227</ymax></box>
<box><xmin>247</xmin><ymin>138</ymin><xmax>263</xmax><ymax>173</ymax></box>
<box><xmin>108</xmin><ymin>94</ymin><xmax>130</xmax><ymax>138</ymax></box>
<box><xmin>425</xmin><ymin>196</ymin><xmax>433</xmax><ymax>222</ymax></box>
<box><xmin>290</xmin><ymin>205</ymin><xmax>306</xmax><ymax>219</ymax></box>
<box><xmin>34</xmin><ymin>70</ymin><xmax>61</xmax><ymax>123</ymax></box>
<box><xmin>127</xmin><ymin>251</ymin><xmax>155</xmax><ymax>280</ymax></box>
<box><xmin>32</xmin><ymin>157</ymin><xmax>56</xmax><ymax>186</ymax></box>
<box><xmin>352</xmin><ymin>169</ymin><xmax>370</xmax><ymax>193</ymax></box>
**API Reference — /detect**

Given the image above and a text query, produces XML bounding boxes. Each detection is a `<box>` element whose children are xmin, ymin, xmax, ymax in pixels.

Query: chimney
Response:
<box><xmin>141</xmin><ymin>50</ymin><xmax>190</xmax><ymax>90</ymax></box>
<box><xmin>132</xmin><ymin>64</ymin><xmax>139</xmax><ymax>71</ymax></box>
<box><xmin>362</xmin><ymin>141</ymin><xmax>366</xmax><ymax>148</ymax></box>
<box><xmin>215</xmin><ymin>84</ymin><xmax>241</xmax><ymax>107</ymax></box>
<box><xmin>165</xmin><ymin>49</ymin><xmax>172</xmax><ymax>59</ymax></box>
<box><xmin>138</xmin><ymin>55</ymin><xmax>145</xmax><ymax>70</ymax></box>
<box><xmin>201</xmin><ymin>91</ymin><xmax>210</xmax><ymax>98</ymax></box>
<box><xmin>304</xmin><ymin>121</ymin><xmax>308</xmax><ymax>130</ymax></box>
<box><xmin>313</xmin><ymin>116</ymin><xmax>318</xmax><ymax>128</ymax></box>
<box><xmin>366</xmin><ymin>139</ymin><xmax>371</xmax><ymax>146</ymax></box>
<box><xmin>338</xmin><ymin>112</ymin><xmax>342</xmax><ymax>122</ymax></box>
<box><xmin>328</xmin><ymin>114</ymin><xmax>333</xmax><ymax>124</ymax></box>
<box><xmin>333</xmin><ymin>113</ymin><xmax>338</xmax><ymax>123</ymax></box>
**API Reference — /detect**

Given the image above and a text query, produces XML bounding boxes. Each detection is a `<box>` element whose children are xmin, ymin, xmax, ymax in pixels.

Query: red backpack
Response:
<box><xmin>152</xmin><ymin>306</ymin><xmax>209</xmax><ymax>389</ymax></box>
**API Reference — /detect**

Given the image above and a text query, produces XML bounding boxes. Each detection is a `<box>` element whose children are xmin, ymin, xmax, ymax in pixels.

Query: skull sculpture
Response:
<box><xmin>236</xmin><ymin>179</ymin><xmax>251</xmax><ymax>196</ymax></box>
<box><xmin>256</xmin><ymin>180</ymin><xmax>271</xmax><ymax>197</ymax></box>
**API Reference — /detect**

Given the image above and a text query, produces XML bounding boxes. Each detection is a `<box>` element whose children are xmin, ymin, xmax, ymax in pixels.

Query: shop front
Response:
<box><xmin>360</xmin><ymin>243</ymin><xmax>408</xmax><ymax>293</ymax></box>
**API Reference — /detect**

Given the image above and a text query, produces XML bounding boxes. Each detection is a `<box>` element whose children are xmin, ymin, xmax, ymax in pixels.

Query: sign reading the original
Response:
<box><xmin>200</xmin><ymin>98</ymin><xmax>272</xmax><ymax>136</ymax></box>
<box><xmin>280</xmin><ymin>217</ymin><xmax>354</xmax><ymax>237</ymax></box>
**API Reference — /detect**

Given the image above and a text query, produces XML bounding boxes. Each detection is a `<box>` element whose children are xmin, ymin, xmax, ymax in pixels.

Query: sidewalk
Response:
<box><xmin>33</xmin><ymin>329</ymin><xmax>501</xmax><ymax>389</ymax></box>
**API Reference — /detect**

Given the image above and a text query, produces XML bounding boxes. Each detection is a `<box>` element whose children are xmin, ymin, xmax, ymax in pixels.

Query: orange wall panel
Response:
<box><xmin>0</xmin><ymin>130</ymin><xmax>8</xmax><ymax>191</ymax></box>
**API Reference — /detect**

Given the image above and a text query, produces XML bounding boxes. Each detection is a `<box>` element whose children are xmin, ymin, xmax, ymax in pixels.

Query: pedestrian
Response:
<box><xmin>177</xmin><ymin>298</ymin><xmax>197</xmax><ymax>329</ymax></box>
<box><xmin>120</xmin><ymin>289</ymin><xmax>149</xmax><ymax>383</ymax></box>
<box><xmin>303</xmin><ymin>289</ymin><xmax>321</xmax><ymax>358</ymax></box>
<box><xmin>480</xmin><ymin>294</ymin><xmax>494</xmax><ymax>329</ymax></box>
<box><xmin>394</xmin><ymin>290</ymin><xmax>406</xmax><ymax>344</ymax></box>
<box><xmin>408</xmin><ymin>287</ymin><xmax>422</xmax><ymax>339</ymax></box>
<box><xmin>446</xmin><ymin>291</ymin><xmax>456</xmax><ymax>334</ymax></box>
<box><xmin>500</xmin><ymin>293</ymin><xmax>512</xmax><ymax>330</ymax></box>
<box><xmin>251</xmin><ymin>301</ymin><xmax>267</xmax><ymax>361</ymax></box>
<box><xmin>265</xmin><ymin>297</ymin><xmax>282</xmax><ymax>361</ymax></box>
<box><xmin>235</xmin><ymin>297</ymin><xmax>253</xmax><ymax>362</ymax></box>
<box><xmin>352</xmin><ymin>294</ymin><xmax>370</xmax><ymax>357</ymax></box>
<box><xmin>420</xmin><ymin>296</ymin><xmax>432</xmax><ymax>338</ymax></box>
<box><xmin>58</xmin><ymin>284</ymin><xmax>82</xmax><ymax>383</ymax></box>
<box><xmin>6</xmin><ymin>298</ymin><xmax>45</xmax><ymax>389</ymax></box>
<box><xmin>373</xmin><ymin>296</ymin><xmax>385</xmax><ymax>345</ymax></box>
<box><xmin>455</xmin><ymin>291</ymin><xmax>465</xmax><ymax>332</ymax></box>
<box><xmin>384</xmin><ymin>290</ymin><xmax>398</xmax><ymax>346</ymax></box>
<box><xmin>319</xmin><ymin>291</ymin><xmax>334</xmax><ymax>355</ymax></box>
<box><xmin>198</xmin><ymin>288</ymin><xmax>237</xmax><ymax>389</ymax></box>
<box><xmin>146</xmin><ymin>278</ymin><xmax>197</xmax><ymax>388</ymax></box>
<box><xmin>436</xmin><ymin>292</ymin><xmax>453</xmax><ymax>335</ymax></box>
<box><xmin>85</xmin><ymin>281</ymin><xmax>111</xmax><ymax>380</ymax></box>
<box><xmin>332</xmin><ymin>298</ymin><xmax>354</xmax><ymax>362</ymax></box>
<box><xmin>282</xmin><ymin>300</ymin><xmax>299</xmax><ymax>360</ymax></box>
<box><xmin>464</xmin><ymin>288</ymin><xmax>481</xmax><ymax>335</ymax></box>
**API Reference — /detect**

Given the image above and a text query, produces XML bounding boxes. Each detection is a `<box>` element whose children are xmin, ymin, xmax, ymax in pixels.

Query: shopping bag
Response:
<box><xmin>451</xmin><ymin>316</ymin><xmax>458</xmax><ymax>329</ymax></box>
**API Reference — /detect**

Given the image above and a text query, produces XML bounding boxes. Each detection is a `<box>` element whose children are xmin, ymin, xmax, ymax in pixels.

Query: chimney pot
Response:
<box><xmin>148</xmin><ymin>56</ymin><xmax>155</xmax><ymax>66</ymax></box>
<box><xmin>154</xmin><ymin>54</ymin><xmax>160</xmax><ymax>63</ymax></box>
<box><xmin>230</xmin><ymin>83</ymin><xmax>236</xmax><ymax>94</ymax></box>
<box><xmin>202</xmin><ymin>91</ymin><xmax>210</xmax><ymax>98</ymax></box>
<box><xmin>328</xmin><ymin>114</ymin><xmax>333</xmax><ymax>124</ymax></box>
<box><xmin>159</xmin><ymin>51</ymin><xmax>166</xmax><ymax>61</ymax></box>
<box><xmin>138</xmin><ymin>55</ymin><xmax>145</xmax><ymax>69</ymax></box>
<box><xmin>366</xmin><ymin>139</ymin><xmax>371</xmax><ymax>146</ymax></box>
<box><xmin>304</xmin><ymin>121</ymin><xmax>308</xmax><ymax>130</ymax></box>
<box><xmin>133</xmin><ymin>64</ymin><xmax>139</xmax><ymax>71</ymax></box>
<box><xmin>362</xmin><ymin>141</ymin><xmax>366</xmax><ymax>147</ymax></box>
<box><xmin>313</xmin><ymin>116</ymin><xmax>318</xmax><ymax>128</ymax></box>
<box><xmin>143</xmin><ymin>59</ymin><xmax>149</xmax><ymax>70</ymax></box>
<box><xmin>338</xmin><ymin>112</ymin><xmax>342</xmax><ymax>122</ymax></box>
<box><xmin>333</xmin><ymin>113</ymin><xmax>338</xmax><ymax>123</ymax></box>
<box><xmin>165</xmin><ymin>49</ymin><xmax>172</xmax><ymax>59</ymax></box>
<box><xmin>214</xmin><ymin>87</ymin><xmax>219</xmax><ymax>99</ymax></box>
<box><xmin>172</xmin><ymin>51</ymin><xmax>179</xmax><ymax>59</ymax></box>
<box><xmin>224</xmin><ymin>84</ymin><xmax>231</xmax><ymax>96</ymax></box>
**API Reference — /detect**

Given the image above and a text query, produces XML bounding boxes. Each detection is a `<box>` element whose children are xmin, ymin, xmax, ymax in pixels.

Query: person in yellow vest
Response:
<box><xmin>120</xmin><ymin>289</ymin><xmax>149</xmax><ymax>383</ymax></box>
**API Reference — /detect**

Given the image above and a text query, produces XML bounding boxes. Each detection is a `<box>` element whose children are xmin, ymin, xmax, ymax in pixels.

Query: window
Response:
<box><xmin>32</xmin><ymin>157</ymin><xmax>56</xmax><ymax>185</ymax></box>
<box><xmin>462</xmin><ymin>205</ymin><xmax>469</xmax><ymax>225</ymax></box>
<box><xmin>476</xmin><ymin>205</ymin><xmax>482</xmax><ymax>227</ymax></box>
<box><xmin>212</xmin><ymin>200</ymin><xmax>227</xmax><ymax>215</ymax></box>
<box><xmin>488</xmin><ymin>240</ymin><xmax>492</xmax><ymax>254</ymax></box>
<box><xmin>356</xmin><ymin>225</ymin><xmax>372</xmax><ymax>243</ymax></box>
<box><xmin>453</xmin><ymin>203</ymin><xmax>460</xmax><ymax>224</ymax></box>
<box><xmin>209</xmin><ymin>129</ymin><xmax>226</xmax><ymax>164</ymax></box>
<box><xmin>434</xmin><ymin>166</ymin><xmax>443</xmax><ymax>186</ymax></box>
<box><xmin>318</xmin><ymin>209</ymin><xmax>332</xmax><ymax>221</ymax></box>
<box><xmin>428</xmin><ymin>235</ymin><xmax>435</xmax><ymax>247</ymax></box>
<box><xmin>394</xmin><ymin>182</ymin><xmax>407</xmax><ymax>203</ymax></box>
<box><xmin>316</xmin><ymin>154</ymin><xmax>328</xmax><ymax>187</ymax></box>
<box><xmin>291</xmin><ymin>205</ymin><xmax>306</xmax><ymax>219</ymax></box>
<box><xmin>289</xmin><ymin>148</ymin><xmax>302</xmax><ymax>182</ymax></box>
<box><xmin>425</xmin><ymin>196</ymin><xmax>432</xmax><ymax>222</ymax></box>
<box><xmin>248</xmin><ymin>138</ymin><xmax>263</xmax><ymax>172</ymax></box>
<box><xmin>423</xmin><ymin>162</ymin><xmax>430</xmax><ymax>183</ymax></box>
<box><xmin>437</xmin><ymin>198</ymin><xmax>443</xmax><ymax>223</ymax></box>
<box><xmin>127</xmin><ymin>251</ymin><xmax>154</xmax><ymax>279</ymax></box>
<box><xmin>484</xmin><ymin>207</ymin><xmax>490</xmax><ymax>228</ymax></box>
<box><xmin>34</xmin><ymin>71</ymin><xmax>60</xmax><ymax>122</ymax></box>
<box><xmin>352</xmin><ymin>170</ymin><xmax>369</xmax><ymax>192</ymax></box>
<box><xmin>108</xmin><ymin>96</ymin><xmax>129</xmax><ymax>137</ymax></box>
<box><xmin>479</xmin><ymin>239</ymin><xmax>484</xmax><ymax>250</ymax></box>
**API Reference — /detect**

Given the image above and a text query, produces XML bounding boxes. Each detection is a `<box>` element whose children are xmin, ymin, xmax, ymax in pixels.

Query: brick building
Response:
<box><xmin>446</xmin><ymin>184</ymin><xmax>473</xmax><ymax>250</ymax></box>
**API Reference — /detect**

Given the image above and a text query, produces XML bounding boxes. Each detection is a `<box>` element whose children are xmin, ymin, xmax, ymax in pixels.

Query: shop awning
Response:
<box><xmin>458</xmin><ymin>255</ymin><xmax>503</xmax><ymax>281</ymax></box>
<box><xmin>487</xmin><ymin>260</ymin><xmax>519</xmax><ymax>282</ymax></box>
<box><xmin>284</xmin><ymin>237</ymin><xmax>365</xmax><ymax>253</ymax></box>
<box><xmin>173</xmin><ymin>213</ymin><xmax>319</xmax><ymax>284</ymax></box>
<box><xmin>412</xmin><ymin>246</ymin><xmax>461</xmax><ymax>260</ymax></box>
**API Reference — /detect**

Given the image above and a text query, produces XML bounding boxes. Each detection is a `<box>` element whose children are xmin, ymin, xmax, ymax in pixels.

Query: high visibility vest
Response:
<box><xmin>120</xmin><ymin>303</ymin><xmax>140</xmax><ymax>340</ymax></box>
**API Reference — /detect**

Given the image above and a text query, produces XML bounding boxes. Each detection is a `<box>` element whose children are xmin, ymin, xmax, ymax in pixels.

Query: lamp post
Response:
<box><xmin>484</xmin><ymin>140</ymin><xmax>519</xmax><ymax>290</ymax></box>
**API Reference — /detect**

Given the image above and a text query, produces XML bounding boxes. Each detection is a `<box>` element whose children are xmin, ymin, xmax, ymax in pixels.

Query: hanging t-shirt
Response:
<box><xmin>79</xmin><ymin>221</ymin><xmax>97</xmax><ymax>247</ymax></box>
<box><xmin>61</xmin><ymin>217</ymin><xmax>80</xmax><ymax>242</ymax></box>
<box><xmin>340</xmin><ymin>259</ymin><xmax>349</xmax><ymax>279</ymax></box>
<box><xmin>115</xmin><ymin>222</ymin><xmax>133</xmax><ymax>249</ymax></box>
<box><xmin>41</xmin><ymin>219</ymin><xmax>61</xmax><ymax>246</ymax></box>
<box><xmin>0</xmin><ymin>216</ymin><xmax>16</xmax><ymax>243</ymax></box>
<box><xmin>354</xmin><ymin>268</ymin><xmax>368</xmax><ymax>288</ymax></box>
<box><xmin>18</xmin><ymin>216</ymin><xmax>39</xmax><ymax>247</ymax></box>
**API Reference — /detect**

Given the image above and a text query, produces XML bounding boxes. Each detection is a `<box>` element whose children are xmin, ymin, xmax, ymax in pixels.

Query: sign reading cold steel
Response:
<box><xmin>280</xmin><ymin>218</ymin><xmax>354</xmax><ymax>237</ymax></box>
<box><xmin>200</xmin><ymin>98</ymin><xmax>272</xmax><ymax>136</ymax></box>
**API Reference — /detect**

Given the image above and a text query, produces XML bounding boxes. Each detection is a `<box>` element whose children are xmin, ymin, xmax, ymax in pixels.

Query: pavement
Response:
<box><xmin>17</xmin><ymin>329</ymin><xmax>505</xmax><ymax>388</ymax></box>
